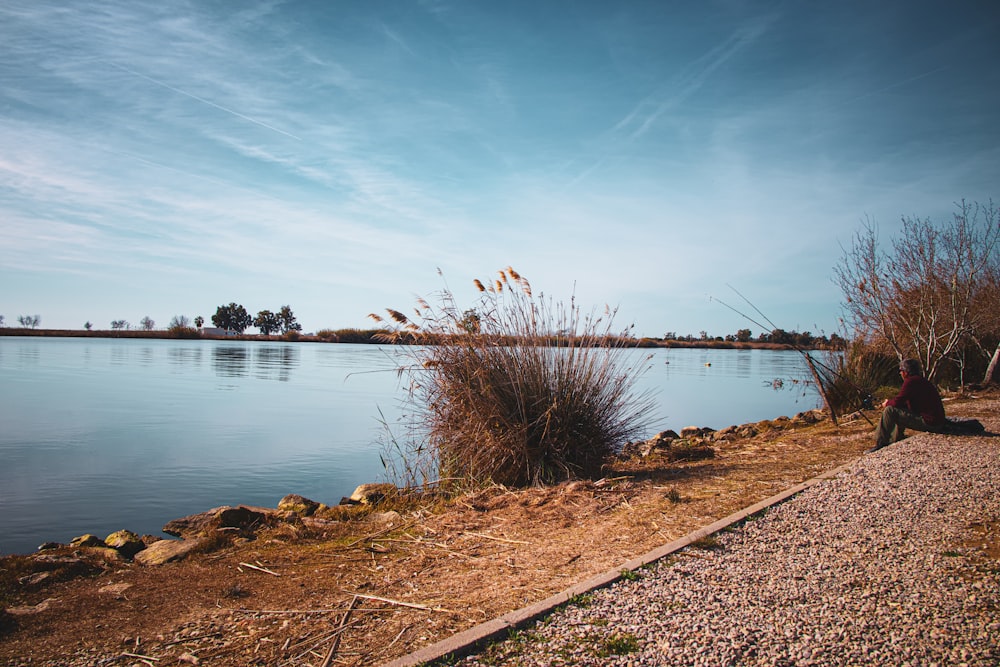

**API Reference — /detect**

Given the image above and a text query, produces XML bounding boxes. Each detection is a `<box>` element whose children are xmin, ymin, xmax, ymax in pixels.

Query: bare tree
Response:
<box><xmin>17</xmin><ymin>314</ymin><xmax>41</xmax><ymax>329</ymax></box>
<box><xmin>835</xmin><ymin>200</ymin><xmax>1000</xmax><ymax>382</ymax></box>
<box><xmin>169</xmin><ymin>315</ymin><xmax>191</xmax><ymax>329</ymax></box>
<box><xmin>139</xmin><ymin>316</ymin><xmax>156</xmax><ymax>331</ymax></box>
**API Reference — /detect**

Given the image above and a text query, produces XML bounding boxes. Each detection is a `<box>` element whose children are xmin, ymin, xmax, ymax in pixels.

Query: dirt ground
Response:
<box><xmin>1</xmin><ymin>390</ymin><xmax>997</xmax><ymax>667</ymax></box>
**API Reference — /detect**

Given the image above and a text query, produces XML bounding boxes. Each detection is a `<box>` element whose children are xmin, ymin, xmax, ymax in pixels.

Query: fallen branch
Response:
<box><xmin>238</xmin><ymin>562</ymin><xmax>281</xmax><ymax>576</ymax></box>
<box><xmin>349</xmin><ymin>592</ymin><xmax>455</xmax><ymax>613</ymax></box>
<box><xmin>463</xmin><ymin>531</ymin><xmax>530</xmax><ymax>545</ymax></box>
<box><xmin>320</xmin><ymin>595</ymin><xmax>361</xmax><ymax>667</ymax></box>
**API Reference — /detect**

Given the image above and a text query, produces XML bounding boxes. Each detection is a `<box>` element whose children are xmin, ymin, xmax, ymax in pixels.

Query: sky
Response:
<box><xmin>2</xmin><ymin>1</ymin><xmax>998</xmax><ymax>339</ymax></box>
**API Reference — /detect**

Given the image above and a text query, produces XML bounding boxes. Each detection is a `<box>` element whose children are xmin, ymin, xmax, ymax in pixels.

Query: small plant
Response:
<box><xmin>664</xmin><ymin>487</ymin><xmax>683</xmax><ymax>503</ymax></box>
<box><xmin>690</xmin><ymin>535</ymin><xmax>723</xmax><ymax>551</ymax></box>
<box><xmin>373</xmin><ymin>268</ymin><xmax>656</xmax><ymax>490</ymax></box>
<box><xmin>620</xmin><ymin>568</ymin><xmax>640</xmax><ymax>581</ymax></box>
<box><xmin>596</xmin><ymin>632</ymin><xmax>640</xmax><ymax>657</ymax></box>
<box><xmin>223</xmin><ymin>583</ymin><xmax>251</xmax><ymax>599</ymax></box>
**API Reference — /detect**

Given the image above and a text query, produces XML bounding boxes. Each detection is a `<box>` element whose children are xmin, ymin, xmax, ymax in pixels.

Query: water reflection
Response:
<box><xmin>137</xmin><ymin>346</ymin><xmax>155</xmax><ymax>366</ymax></box>
<box><xmin>168</xmin><ymin>346</ymin><xmax>203</xmax><ymax>367</ymax></box>
<box><xmin>210</xmin><ymin>344</ymin><xmax>299</xmax><ymax>381</ymax></box>
<box><xmin>254</xmin><ymin>346</ymin><xmax>299</xmax><ymax>382</ymax></box>
<box><xmin>212</xmin><ymin>346</ymin><xmax>250</xmax><ymax>378</ymax></box>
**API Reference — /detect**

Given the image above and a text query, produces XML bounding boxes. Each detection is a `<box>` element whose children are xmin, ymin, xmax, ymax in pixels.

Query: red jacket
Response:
<box><xmin>887</xmin><ymin>375</ymin><xmax>945</xmax><ymax>426</ymax></box>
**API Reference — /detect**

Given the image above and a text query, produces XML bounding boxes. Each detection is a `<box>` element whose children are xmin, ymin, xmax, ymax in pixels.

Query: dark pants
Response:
<box><xmin>874</xmin><ymin>405</ymin><xmax>937</xmax><ymax>448</ymax></box>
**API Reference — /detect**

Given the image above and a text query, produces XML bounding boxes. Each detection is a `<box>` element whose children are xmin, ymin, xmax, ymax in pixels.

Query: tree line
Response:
<box><xmin>0</xmin><ymin>304</ymin><xmax>302</xmax><ymax>336</ymax></box>
<box><xmin>661</xmin><ymin>328</ymin><xmax>843</xmax><ymax>348</ymax></box>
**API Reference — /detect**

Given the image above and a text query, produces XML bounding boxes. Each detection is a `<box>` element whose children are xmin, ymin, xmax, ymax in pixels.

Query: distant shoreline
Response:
<box><xmin>0</xmin><ymin>327</ymin><xmax>832</xmax><ymax>351</ymax></box>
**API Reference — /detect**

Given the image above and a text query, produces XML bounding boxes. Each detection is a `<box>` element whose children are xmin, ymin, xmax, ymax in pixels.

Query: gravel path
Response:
<box><xmin>448</xmin><ymin>432</ymin><xmax>1000</xmax><ymax>666</ymax></box>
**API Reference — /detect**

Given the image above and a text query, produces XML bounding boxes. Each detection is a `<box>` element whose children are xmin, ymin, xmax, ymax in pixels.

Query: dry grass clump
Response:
<box><xmin>371</xmin><ymin>268</ymin><xmax>656</xmax><ymax>489</ymax></box>
<box><xmin>813</xmin><ymin>340</ymin><xmax>900</xmax><ymax>415</ymax></box>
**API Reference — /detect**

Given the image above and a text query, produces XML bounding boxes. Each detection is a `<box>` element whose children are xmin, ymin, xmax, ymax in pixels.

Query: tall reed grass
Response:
<box><xmin>372</xmin><ymin>268</ymin><xmax>655</xmax><ymax>489</ymax></box>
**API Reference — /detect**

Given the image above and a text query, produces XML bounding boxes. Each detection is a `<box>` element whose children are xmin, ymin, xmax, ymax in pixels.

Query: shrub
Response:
<box><xmin>812</xmin><ymin>340</ymin><xmax>899</xmax><ymax>415</ymax></box>
<box><xmin>373</xmin><ymin>268</ymin><xmax>655</xmax><ymax>489</ymax></box>
<box><xmin>167</xmin><ymin>326</ymin><xmax>201</xmax><ymax>339</ymax></box>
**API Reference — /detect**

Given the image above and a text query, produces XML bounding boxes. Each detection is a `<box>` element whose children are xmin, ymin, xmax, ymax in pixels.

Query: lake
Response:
<box><xmin>0</xmin><ymin>336</ymin><xmax>821</xmax><ymax>555</ymax></box>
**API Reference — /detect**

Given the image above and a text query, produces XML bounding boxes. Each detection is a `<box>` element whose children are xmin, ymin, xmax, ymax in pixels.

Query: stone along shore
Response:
<box><xmin>444</xmin><ymin>431</ymin><xmax>1000</xmax><ymax>667</ymax></box>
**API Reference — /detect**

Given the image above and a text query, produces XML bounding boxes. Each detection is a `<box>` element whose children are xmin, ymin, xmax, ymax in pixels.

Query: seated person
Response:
<box><xmin>869</xmin><ymin>358</ymin><xmax>945</xmax><ymax>452</ymax></box>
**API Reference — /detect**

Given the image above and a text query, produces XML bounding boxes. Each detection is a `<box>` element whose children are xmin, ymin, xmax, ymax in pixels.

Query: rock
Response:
<box><xmin>37</xmin><ymin>542</ymin><xmax>62</xmax><ymax>551</ymax></box>
<box><xmin>29</xmin><ymin>554</ymin><xmax>101</xmax><ymax>580</ymax></box>
<box><xmin>134</xmin><ymin>539</ymin><xmax>202</xmax><ymax>566</ymax></box>
<box><xmin>69</xmin><ymin>534</ymin><xmax>105</xmax><ymax>548</ymax></box>
<box><xmin>349</xmin><ymin>483</ymin><xmax>396</xmax><ymax>505</ymax></box>
<box><xmin>99</xmin><ymin>582</ymin><xmax>133</xmax><ymax>595</ymax></box>
<box><xmin>654</xmin><ymin>429</ymin><xmax>681</xmax><ymax>441</ymax></box>
<box><xmin>680</xmin><ymin>426</ymin><xmax>715</xmax><ymax>438</ymax></box>
<box><xmin>163</xmin><ymin>505</ymin><xmax>274</xmax><ymax>539</ymax></box>
<box><xmin>216</xmin><ymin>506</ymin><xmax>269</xmax><ymax>531</ymax></box>
<box><xmin>105</xmin><ymin>530</ymin><xmax>145</xmax><ymax>559</ymax></box>
<box><xmin>301</xmin><ymin>517</ymin><xmax>341</xmax><ymax>533</ymax></box>
<box><xmin>81</xmin><ymin>546</ymin><xmax>126</xmax><ymax>563</ymax></box>
<box><xmin>17</xmin><ymin>572</ymin><xmax>51</xmax><ymax>587</ymax></box>
<box><xmin>371</xmin><ymin>510</ymin><xmax>402</xmax><ymax>524</ymax></box>
<box><xmin>6</xmin><ymin>598</ymin><xmax>57</xmax><ymax>616</ymax></box>
<box><xmin>794</xmin><ymin>409</ymin><xmax>826</xmax><ymax>424</ymax></box>
<box><xmin>277</xmin><ymin>494</ymin><xmax>320</xmax><ymax>516</ymax></box>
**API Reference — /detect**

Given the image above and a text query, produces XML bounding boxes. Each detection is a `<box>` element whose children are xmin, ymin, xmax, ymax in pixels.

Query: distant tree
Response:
<box><xmin>699</xmin><ymin>330</ymin><xmax>708</xmax><ymax>340</ymax></box>
<box><xmin>194</xmin><ymin>316</ymin><xmax>204</xmax><ymax>329</ymax></box>
<box><xmin>663</xmin><ymin>331</ymin><xmax>676</xmax><ymax>341</ymax></box>
<box><xmin>139</xmin><ymin>316</ymin><xmax>156</xmax><ymax>331</ymax></box>
<box><xmin>277</xmin><ymin>305</ymin><xmax>302</xmax><ymax>334</ymax></box>
<box><xmin>735</xmin><ymin>328</ymin><xmax>753</xmax><ymax>343</ymax></box>
<box><xmin>111</xmin><ymin>320</ymin><xmax>129</xmax><ymax>330</ymax></box>
<box><xmin>212</xmin><ymin>303</ymin><xmax>252</xmax><ymax>334</ymax></box>
<box><xmin>84</xmin><ymin>321</ymin><xmax>93</xmax><ymax>331</ymax></box>
<box><xmin>169</xmin><ymin>315</ymin><xmax>191</xmax><ymax>329</ymax></box>
<box><xmin>254</xmin><ymin>310</ymin><xmax>280</xmax><ymax>335</ymax></box>
<box><xmin>0</xmin><ymin>315</ymin><xmax>4</xmax><ymax>327</ymax></box>
<box><xmin>18</xmin><ymin>315</ymin><xmax>41</xmax><ymax>329</ymax></box>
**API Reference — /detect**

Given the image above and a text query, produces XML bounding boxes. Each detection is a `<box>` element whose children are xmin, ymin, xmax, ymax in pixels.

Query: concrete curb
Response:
<box><xmin>381</xmin><ymin>458</ymin><xmax>859</xmax><ymax>666</ymax></box>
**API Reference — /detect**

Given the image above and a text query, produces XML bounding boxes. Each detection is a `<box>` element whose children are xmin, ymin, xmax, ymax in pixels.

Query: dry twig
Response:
<box><xmin>320</xmin><ymin>595</ymin><xmax>361</xmax><ymax>667</ymax></box>
<box><xmin>349</xmin><ymin>593</ymin><xmax>455</xmax><ymax>613</ymax></box>
<box><xmin>463</xmin><ymin>531</ymin><xmax>530</xmax><ymax>545</ymax></box>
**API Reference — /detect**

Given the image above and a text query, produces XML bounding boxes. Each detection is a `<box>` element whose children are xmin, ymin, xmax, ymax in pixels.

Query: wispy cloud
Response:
<box><xmin>104</xmin><ymin>61</ymin><xmax>303</xmax><ymax>140</ymax></box>
<box><xmin>614</xmin><ymin>15</ymin><xmax>775</xmax><ymax>140</ymax></box>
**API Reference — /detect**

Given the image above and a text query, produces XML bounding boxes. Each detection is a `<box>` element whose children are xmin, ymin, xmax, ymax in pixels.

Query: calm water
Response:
<box><xmin>0</xmin><ymin>337</ymin><xmax>819</xmax><ymax>555</ymax></box>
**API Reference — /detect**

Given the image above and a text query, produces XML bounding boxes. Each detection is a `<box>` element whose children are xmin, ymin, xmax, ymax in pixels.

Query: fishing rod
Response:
<box><xmin>711</xmin><ymin>285</ymin><xmax>876</xmax><ymax>427</ymax></box>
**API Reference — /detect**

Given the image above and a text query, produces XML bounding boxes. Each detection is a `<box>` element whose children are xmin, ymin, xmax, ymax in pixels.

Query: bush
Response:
<box><xmin>167</xmin><ymin>326</ymin><xmax>201</xmax><ymax>339</ymax></box>
<box><xmin>812</xmin><ymin>340</ymin><xmax>899</xmax><ymax>415</ymax></box>
<box><xmin>373</xmin><ymin>268</ymin><xmax>655</xmax><ymax>489</ymax></box>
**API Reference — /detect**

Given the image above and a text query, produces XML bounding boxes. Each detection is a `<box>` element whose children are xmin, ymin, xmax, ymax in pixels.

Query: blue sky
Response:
<box><xmin>2</xmin><ymin>1</ymin><xmax>998</xmax><ymax>338</ymax></box>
